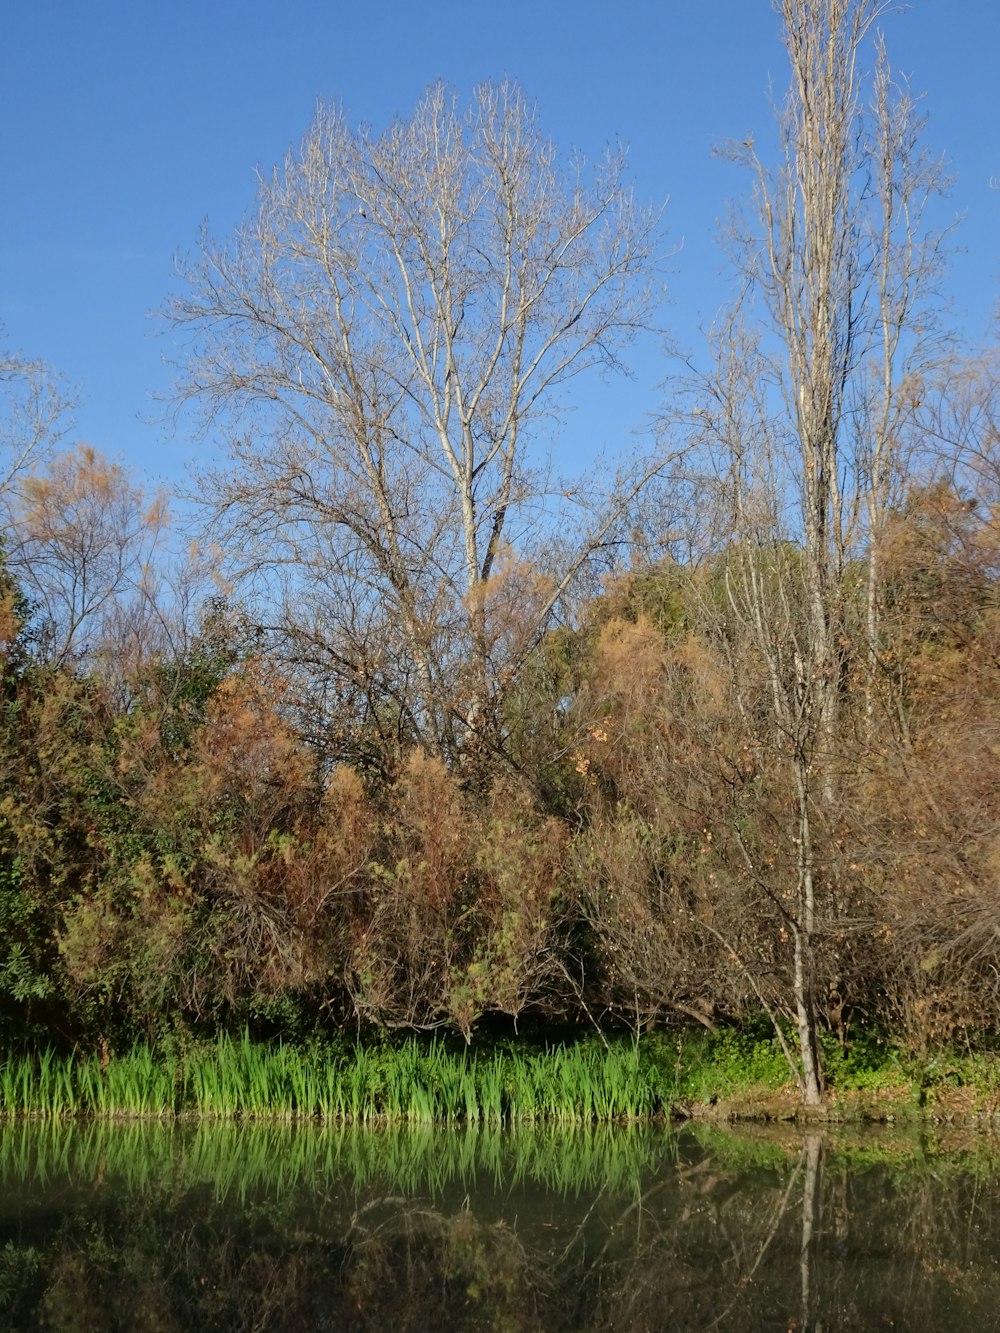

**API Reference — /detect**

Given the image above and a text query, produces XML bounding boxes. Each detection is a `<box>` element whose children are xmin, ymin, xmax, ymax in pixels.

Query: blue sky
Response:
<box><xmin>1</xmin><ymin>0</ymin><xmax>997</xmax><ymax>492</ymax></box>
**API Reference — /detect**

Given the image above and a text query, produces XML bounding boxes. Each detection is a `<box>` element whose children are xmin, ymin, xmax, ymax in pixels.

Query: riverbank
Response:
<box><xmin>1</xmin><ymin>1029</ymin><xmax>999</xmax><ymax>1125</ymax></box>
<box><xmin>675</xmin><ymin>1082</ymin><xmax>1000</xmax><ymax>1127</ymax></box>
<box><xmin>667</xmin><ymin>1026</ymin><xmax>1000</xmax><ymax>1126</ymax></box>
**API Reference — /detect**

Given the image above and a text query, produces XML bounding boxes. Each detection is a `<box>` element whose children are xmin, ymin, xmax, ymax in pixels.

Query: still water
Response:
<box><xmin>1</xmin><ymin>1119</ymin><xmax>999</xmax><ymax>1330</ymax></box>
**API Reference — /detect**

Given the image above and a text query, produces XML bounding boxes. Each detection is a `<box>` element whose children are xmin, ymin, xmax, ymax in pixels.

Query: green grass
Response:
<box><xmin>653</xmin><ymin>1024</ymin><xmax>793</xmax><ymax>1103</ymax></box>
<box><xmin>0</xmin><ymin>1033</ymin><xmax>666</xmax><ymax>1124</ymax></box>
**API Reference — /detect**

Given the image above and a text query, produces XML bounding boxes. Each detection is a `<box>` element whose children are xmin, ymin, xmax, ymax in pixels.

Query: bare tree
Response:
<box><xmin>3</xmin><ymin>446</ymin><xmax>169</xmax><ymax>665</ymax></box>
<box><xmin>688</xmin><ymin>0</ymin><xmax>949</xmax><ymax>1102</ymax></box>
<box><xmin>0</xmin><ymin>344</ymin><xmax>74</xmax><ymax>501</ymax></box>
<box><xmin>166</xmin><ymin>81</ymin><xmax>666</xmax><ymax>777</ymax></box>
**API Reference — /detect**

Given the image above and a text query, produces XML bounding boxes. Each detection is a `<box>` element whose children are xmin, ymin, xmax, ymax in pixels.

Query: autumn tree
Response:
<box><xmin>167</xmin><ymin>81</ymin><xmax>667</xmax><ymax>779</ymax></box>
<box><xmin>0</xmin><ymin>350</ymin><xmax>77</xmax><ymax>1033</ymax></box>
<box><xmin>858</xmin><ymin>352</ymin><xmax>1000</xmax><ymax>1050</ymax></box>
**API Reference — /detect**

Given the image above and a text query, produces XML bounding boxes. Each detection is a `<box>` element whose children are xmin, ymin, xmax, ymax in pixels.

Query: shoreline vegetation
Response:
<box><xmin>2</xmin><ymin>1031</ymin><xmax>998</xmax><ymax>1127</ymax></box>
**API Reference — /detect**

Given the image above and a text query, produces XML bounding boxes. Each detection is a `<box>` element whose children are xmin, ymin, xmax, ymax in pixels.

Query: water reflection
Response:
<box><xmin>1</xmin><ymin>1119</ymin><xmax>999</xmax><ymax>1330</ymax></box>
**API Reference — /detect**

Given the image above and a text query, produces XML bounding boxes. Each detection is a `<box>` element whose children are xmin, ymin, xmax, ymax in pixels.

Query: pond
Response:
<box><xmin>1</xmin><ymin>1119</ymin><xmax>999</xmax><ymax>1330</ymax></box>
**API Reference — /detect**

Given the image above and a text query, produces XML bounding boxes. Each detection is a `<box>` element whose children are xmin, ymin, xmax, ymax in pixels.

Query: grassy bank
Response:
<box><xmin>2</xmin><ymin>1028</ymin><xmax>999</xmax><ymax>1124</ymax></box>
<box><xmin>666</xmin><ymin>1025</ymin><xmax>1000</xmax><ymax>1123</ymax></box>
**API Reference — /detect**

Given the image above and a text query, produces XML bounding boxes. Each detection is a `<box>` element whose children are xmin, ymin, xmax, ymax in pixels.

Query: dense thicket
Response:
<box><xmin>0</xmin><ymin>448</ymin><xmax>997</xmax><ymax>1057</ymax></box>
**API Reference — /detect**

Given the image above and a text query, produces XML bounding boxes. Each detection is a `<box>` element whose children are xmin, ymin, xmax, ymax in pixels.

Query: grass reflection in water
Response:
<box><xmin>0</xmin><ymin>1118</ymin><xmax>670</xmax><ymax>1202</ymax></box>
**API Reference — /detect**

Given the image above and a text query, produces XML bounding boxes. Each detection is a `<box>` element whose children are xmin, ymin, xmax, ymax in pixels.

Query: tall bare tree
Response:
<box><xmin>167</xmin><ymin>81</ymin><xmax>665</xmax><ymax>777</ymax></box>
<box><xmin>689</xmin><ymin>0</ymin><xmax>949</xmax><ymax>1102</ymax></box>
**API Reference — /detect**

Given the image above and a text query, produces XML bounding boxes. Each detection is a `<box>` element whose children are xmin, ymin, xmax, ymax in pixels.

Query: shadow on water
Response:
<box><xmin>1</xmin><ymin>1119</ymin><xmax>1000</xmax><ymax>1330</ymax></box>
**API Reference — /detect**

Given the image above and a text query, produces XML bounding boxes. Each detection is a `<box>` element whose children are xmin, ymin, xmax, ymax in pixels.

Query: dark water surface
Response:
<box><xmin>1</xmin><ymin>1118</ymin><xmax>999</xmax><ymax>1330</ymax></box>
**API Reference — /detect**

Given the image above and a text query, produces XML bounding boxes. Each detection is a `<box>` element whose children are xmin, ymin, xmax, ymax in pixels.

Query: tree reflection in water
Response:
<box><xmin>1</xmin><ymin>1122</ymin><xmax>999</xmax><ymax>1330</ymax></box>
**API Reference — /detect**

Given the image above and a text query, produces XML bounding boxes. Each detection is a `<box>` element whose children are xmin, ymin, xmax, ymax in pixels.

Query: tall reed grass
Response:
<box><xmin>0</xmin><ymin>1035</ymin><xmax>667</xmax><ymax>1124</ymax></box>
